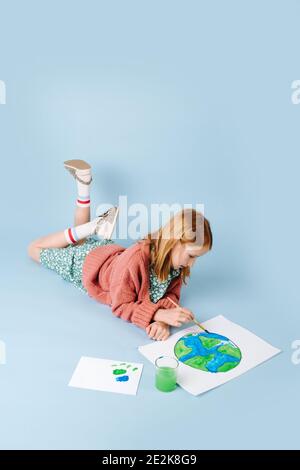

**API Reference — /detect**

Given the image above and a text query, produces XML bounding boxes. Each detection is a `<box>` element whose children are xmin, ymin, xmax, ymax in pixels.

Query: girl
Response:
<box><xmin>28</xmin><ymin>160</ymin><xmax>213</xmax><ymax>341</ymax></box>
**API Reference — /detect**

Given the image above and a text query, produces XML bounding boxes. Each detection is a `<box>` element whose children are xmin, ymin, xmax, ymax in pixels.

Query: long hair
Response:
<box><xmin>139</xmin><ymin>208</ymin><xmax>213</xmax><ymax>285</ymax></box>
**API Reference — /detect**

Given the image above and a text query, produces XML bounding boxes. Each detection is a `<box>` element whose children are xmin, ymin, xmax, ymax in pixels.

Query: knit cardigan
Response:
<box><xmin>82</xmin><ymin>238</ymin><xmax>183</xmax><ymax>329</ymax></box>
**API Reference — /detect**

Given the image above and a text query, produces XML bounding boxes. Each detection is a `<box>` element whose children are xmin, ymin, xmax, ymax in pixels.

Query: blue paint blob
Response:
<box><xmin>116</xmin><ymin>375</ymin><xmax>129</xmax><ymax>382</ymax></box>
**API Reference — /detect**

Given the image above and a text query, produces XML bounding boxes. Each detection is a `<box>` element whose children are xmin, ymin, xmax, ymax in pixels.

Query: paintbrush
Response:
<box><xmin>166</xmin><ymin>296</ymin><xmax>210</xmax><ymax>333</ymax></box>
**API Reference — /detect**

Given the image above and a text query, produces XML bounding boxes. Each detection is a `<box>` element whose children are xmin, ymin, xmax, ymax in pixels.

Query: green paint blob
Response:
<box><xmin>113</xmin><ymin>368</ymin><xmax>127</xmax><ymax>375</ymax></box>
<box><xmin>199</xmin><ymin>336</ymin><xmax>222</xmax><ymax>349</ymax></box>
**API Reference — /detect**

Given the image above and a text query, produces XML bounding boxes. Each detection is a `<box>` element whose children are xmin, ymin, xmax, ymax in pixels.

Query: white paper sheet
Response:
<box><xmin>138</xmin><ymin>315</ymin><xmax>281</xmax><ymax>396</ymax></box>
<box><xmin>68</xmin><ymin>357</ymin><xmax>143</xmax><ymax>395</ymax></box>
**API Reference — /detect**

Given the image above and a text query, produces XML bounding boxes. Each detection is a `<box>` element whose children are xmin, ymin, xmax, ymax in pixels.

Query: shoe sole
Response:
<box><xmin>64</xmin><ymin>159</ymin><xmax>91</xmax><ymax>171</ymax></box>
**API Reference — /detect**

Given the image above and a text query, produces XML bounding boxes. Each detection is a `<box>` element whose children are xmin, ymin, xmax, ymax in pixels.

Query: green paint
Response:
<box><xmin>199</xmin><ymin>336</ymin><xmax>222</xmax><ymax>349</ymax></box>
<box><xmin>155</xmin><ymin>366</ymin><xmax>177</xmax><ymax>392</ymax></box>
<box><xmin>184</xmin><ymin>354</ymin><xmax>215</xmax><ymax>371</ymax></box>
<box><xmin>217</xmin><ymin>361</ymin><xmax>239</xmax><ymax>372</ymax></box>
<box><xmin>174</xmin><ymin>332</ymin><xmax>242</xmax><ymax>373</ymax></box>
<box><xmin>174</xmin><ymin>339</ymin><xmax>192</xmax><ymax>357</ymax></box>
<box><xmin>112</xmin><ymin>368</ymin><xmax>127</xmax><ymax>375</ymax></box>
<box><xmin>218</xmin><ymin>344</ymin><xmax>242</xmax><ymax>360</ymax></box>
<box><xmin>132</xmin><ymin>367</ymin><xmax>138</xmax><ymax>372</ymax></box>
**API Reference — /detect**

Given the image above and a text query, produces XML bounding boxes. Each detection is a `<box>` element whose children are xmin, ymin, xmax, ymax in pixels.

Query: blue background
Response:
<box><xmin>0</xmin><ymin>0</ymin><xmax>299</xmax><ymax>449</ymax></box>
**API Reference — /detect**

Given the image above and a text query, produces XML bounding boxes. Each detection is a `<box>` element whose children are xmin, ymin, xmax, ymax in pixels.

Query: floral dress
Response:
<box><xmin>40</xmin><ymin>237</ymin><xmax>182</xmax><ymax>298</ymax></box>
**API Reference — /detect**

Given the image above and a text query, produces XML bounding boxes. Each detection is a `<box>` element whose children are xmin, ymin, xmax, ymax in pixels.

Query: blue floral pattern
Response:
<box><xmin>40</xmin><ymin>238</ymin><xmax>182</xmax><ymax>300</ymax></box>
<box><xmin>148</xmin><ymin>265</ymin><xmax>182</xmax><ymax>303</ymax></box>
<box><xmin>40</xmin><ymin>236</ymin><xmax>114</xmax><ymax>293</ymax></box>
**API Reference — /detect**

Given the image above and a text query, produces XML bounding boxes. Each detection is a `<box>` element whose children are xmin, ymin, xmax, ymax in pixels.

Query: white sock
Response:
<box><xmin>75</xmin><ymin>168</ymin><xmax>92</xmax><ymax>208</ymax></box>
<box><xmin>64</xmin><ymin>218</ymin><xmax>98</xmax><ymax>244</ymax></box>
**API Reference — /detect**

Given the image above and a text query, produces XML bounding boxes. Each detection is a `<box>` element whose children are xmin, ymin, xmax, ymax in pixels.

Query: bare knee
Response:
<box><xmin>27</xmin><ymin>241</ymin><xmax>42</xmax><ymax>263</ymax></box>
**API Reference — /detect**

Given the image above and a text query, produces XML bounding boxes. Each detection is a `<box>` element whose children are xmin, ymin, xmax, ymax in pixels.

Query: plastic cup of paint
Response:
<box><xmin>155</xmin><ymin>356</ymin><xmax>179</xmax><ymax>392</ymax></box>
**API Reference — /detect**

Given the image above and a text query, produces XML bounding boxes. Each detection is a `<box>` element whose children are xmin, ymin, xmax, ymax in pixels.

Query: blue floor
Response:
<box><xmin>0</xmin><ymin>232</ymin><xmax>298</xmax><ymax>449</ymax></box>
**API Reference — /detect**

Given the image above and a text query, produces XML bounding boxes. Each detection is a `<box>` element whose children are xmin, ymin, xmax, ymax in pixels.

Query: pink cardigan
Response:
<box><xmin>82</xmin><ymin>238</ymin><xmax>183</xmax><ymax>329</ymax></box>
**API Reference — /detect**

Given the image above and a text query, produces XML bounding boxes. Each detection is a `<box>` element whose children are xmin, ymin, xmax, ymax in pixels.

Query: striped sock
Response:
<box><xmin>64</xmin><ymin>218</ymin><xmax>98</xmax><ymax>244</ymax></box>
<box><xmin>77</xmin><ymin>194</ymin><xmax>91</xmax><ymax>207</ymax></box>
<box><xmin>76</xmin><ymin>168</ymin><xmax>92</xmax><ymax>208</ymax></box>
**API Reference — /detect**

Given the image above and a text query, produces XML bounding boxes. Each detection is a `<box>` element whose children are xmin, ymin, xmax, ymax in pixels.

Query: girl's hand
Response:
<box><xmin>153</xmin><ymin>307</ymin><xmax>194</xmax><ymax>327</ymax></box>
<box><xmin>146</xmin><ymin>321</ymin><xmax>170</xmax><ymax>341</ymax></box>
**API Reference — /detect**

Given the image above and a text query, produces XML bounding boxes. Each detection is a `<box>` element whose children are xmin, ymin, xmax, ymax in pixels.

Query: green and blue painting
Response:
<box><xmin>174</xmin><ymin>332</ymin><xmax>242</xmax><ymax>373</ymax></box>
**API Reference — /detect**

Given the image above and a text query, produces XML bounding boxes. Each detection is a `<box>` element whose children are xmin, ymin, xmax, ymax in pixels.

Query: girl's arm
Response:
<box><xmin>153</xmin><ymin>276</ymin><xmax>194</xmax><ymax>326</ymax></box>
<box><xmin>110</xmin><ymin>268</ymin><xmax>171</xmax><ymax>330</ymax></box>
<box><xmin>110</xmin><ymin>263</ymin><xmax>184</xmax><ymax>330</ymax></box>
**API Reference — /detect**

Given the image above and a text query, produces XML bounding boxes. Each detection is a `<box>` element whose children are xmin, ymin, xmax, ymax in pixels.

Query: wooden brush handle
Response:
<box><xmin>166</xmin><ymin>296</ymin><xmax>207</xmax><ymax>332</ymax></box>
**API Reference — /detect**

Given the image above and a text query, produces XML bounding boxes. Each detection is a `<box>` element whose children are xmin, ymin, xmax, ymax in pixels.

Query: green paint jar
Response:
<box><xmin>155</xmin><ymin>356</ymin><xmax>179</xmax><ymax>392</ymax></box>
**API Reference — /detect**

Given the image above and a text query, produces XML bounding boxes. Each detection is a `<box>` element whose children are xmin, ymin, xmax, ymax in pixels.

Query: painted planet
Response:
<box><xmin>174</xmin><ymin>331</ymin><xmax>242</xmax><ymax>373</ymax></box>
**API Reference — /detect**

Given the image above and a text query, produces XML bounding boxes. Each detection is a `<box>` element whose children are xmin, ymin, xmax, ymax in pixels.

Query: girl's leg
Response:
<box><xmin>28</xmin><ymin>160</ymin><xmax>119</xmax><ymax>263</ymax></box>
<box><xmin>73</xmin><ymin>206</ymin><xmax>91</xmax><ymax>246</ymax></box>
<box><xmin>28</xmin><ymin>231</ymin><xmax>70</xmax><ymax>262</ymax></box>
<box><xmin>71</xmin><ymin>160</ymin><xmax>92</xmax><ymax>242</ymax></box>
<box><xmin>28</xmin><ymin>207</ymin><xmax>119</xmax><ymax>263</ymax></box>
<box><xmin>74</xmin><ymin>206</ymin><xmax>90</xmax><ymax>226</ymax></box>
<box><xmin>72</xmin><ymin>162</ymin><xmax>92</xmax><ymax>226</ymax></box>
<box><xmin>28</xmin><ymin>218</ymin><xmax>97</xmax><ymax>263</ymax></box>
<box><xmin>28</xmin><ymin>160</ymin><xmax>93</xmax><ymax>262</ymax></box>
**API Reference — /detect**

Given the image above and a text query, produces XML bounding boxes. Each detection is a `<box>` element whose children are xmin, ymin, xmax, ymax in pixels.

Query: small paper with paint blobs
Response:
<box><xmin>68</xmin><ymin>357</ymin><xmax>143</xmax><ymax>395</ymax></box>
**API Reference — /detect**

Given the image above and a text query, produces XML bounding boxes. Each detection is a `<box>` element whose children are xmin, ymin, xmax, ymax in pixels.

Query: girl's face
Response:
<box><xmin>171</xmin><ymin>240</ymin><xmax>209</xmax><ymax>270</ymax></box>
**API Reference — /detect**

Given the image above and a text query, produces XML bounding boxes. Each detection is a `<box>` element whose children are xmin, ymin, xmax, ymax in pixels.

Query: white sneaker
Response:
<box><xmin>94</xmin><ymin>206</ymin><xmax>119</xmax><ymax>239</ymax></box>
